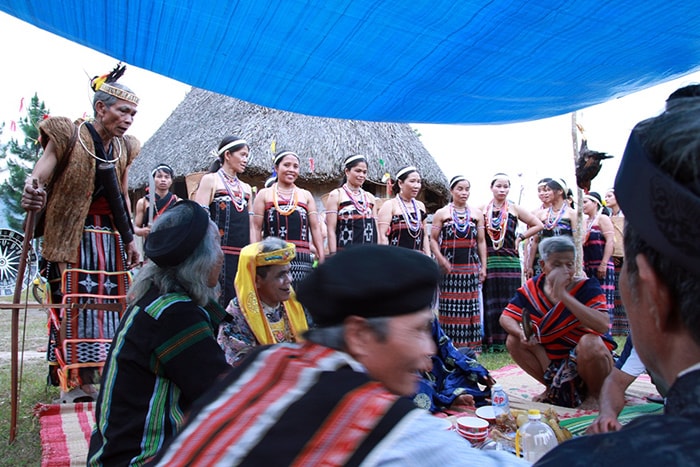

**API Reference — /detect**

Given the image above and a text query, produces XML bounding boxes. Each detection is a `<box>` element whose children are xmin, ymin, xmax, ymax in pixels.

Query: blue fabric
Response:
<box><xmin>414</xmin><ymin>319</ymin><xmax>491</xmax><ymax>412</ymax></box>
<box><xmin>2</xmin><ymin>1</ymin><xmax>699</xmax><ymax>124</ymax></box>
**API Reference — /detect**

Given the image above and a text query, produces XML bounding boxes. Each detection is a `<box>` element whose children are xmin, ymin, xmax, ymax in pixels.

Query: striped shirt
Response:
<box><xmin>151</xmin><ymin>342</ymin><xmax>526</xmax><ymax>466</ymax></box>
<box><xmin>503</xmin><ymin>275</ymin><xmax>614</xmax><ymax>361</ymax></box>
<box><xmin>87</xmin><ymin>289</ymin><xmax>230</xmax><ymax>466</ymax></box>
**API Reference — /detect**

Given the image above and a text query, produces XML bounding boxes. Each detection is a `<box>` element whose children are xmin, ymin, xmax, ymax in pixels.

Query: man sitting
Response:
<box><xmin>500</xmin><ymin>236</ymin><xmax>614</xmax><ymax>408</ymax></box>
<box><xmin>218</xmin><ymin>236</ymin><xmax>308</xmax><ymax>365</ymax></box>
<box><xmin>537</xmin><ymin>85</ymin><xmax>700</xmax><ymax>465</ymax></box>
<box><xmin>149</xmin><ymin>245</ymin><xmax>525</xmax><ymax>466</ymax></box>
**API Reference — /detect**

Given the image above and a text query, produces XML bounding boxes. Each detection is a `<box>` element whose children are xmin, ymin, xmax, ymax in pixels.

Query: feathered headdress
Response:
<box><xmin>90</xmin><ymin>63</ymin><xmax>139</xmax><ymax>105</ymax></box>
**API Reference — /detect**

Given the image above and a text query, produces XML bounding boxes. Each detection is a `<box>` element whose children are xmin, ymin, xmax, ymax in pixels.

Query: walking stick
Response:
<box><xmin>9</xmin><ymin>179</ymin><xmax>38</xmax><ymax>444</ymax></box>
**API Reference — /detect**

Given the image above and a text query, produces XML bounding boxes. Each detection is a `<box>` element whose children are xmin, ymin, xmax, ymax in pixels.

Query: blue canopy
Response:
<box><xmin>1</xmin><ymin>1</ymin><xmax>698</xmax><ymax>123</ymax></box>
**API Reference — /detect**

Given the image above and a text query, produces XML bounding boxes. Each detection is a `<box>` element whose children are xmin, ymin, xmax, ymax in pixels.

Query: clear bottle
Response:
<box><xmin>515</xmin><ymin>409</ymin><xmax>558</xmax><ymax>462</ymax></box>
<box><xmin>490</xmin><ymin>383</ymin><xmax>510</xmax><ymax>417</ymax></box>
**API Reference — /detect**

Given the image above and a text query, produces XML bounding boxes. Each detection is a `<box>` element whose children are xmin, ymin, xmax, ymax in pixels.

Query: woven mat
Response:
<box><xmin>35</xmin><ymin>402</ymin><xmax>94</xmax><ymax>467</ymax></box>
<box><xmin>490</xmin><ymin>363</ymin><xmax>663</xmax><ymax>419</ymax></box>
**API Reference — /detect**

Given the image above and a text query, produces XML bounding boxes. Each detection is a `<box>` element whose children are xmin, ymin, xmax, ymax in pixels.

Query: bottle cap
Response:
<box><xmin>492</xmin><ymin>383</ymin><xmax>503</xmax><ymax>391</ymax></box>
<box><xmin>527</xmin><ymin>409</ymin><xmax>541</xmax><ymax>419</ymax></box>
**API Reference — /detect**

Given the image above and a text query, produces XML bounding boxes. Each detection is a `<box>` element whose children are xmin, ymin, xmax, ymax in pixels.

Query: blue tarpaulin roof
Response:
<box><xmin>1</xmin><ymin>1</ymin><xmax>698</xmax><ymax>124</ymax></box>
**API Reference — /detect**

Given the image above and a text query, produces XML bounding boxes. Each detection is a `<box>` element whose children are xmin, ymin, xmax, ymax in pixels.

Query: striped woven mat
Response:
<box><xmin>35</xmin><ymin>402</ymin><xmax>94</xmax><ymax>467</ymax></box>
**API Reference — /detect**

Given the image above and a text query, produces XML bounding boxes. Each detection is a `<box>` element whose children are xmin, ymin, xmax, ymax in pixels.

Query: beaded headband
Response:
<box><xmin>98</xmin><ymin>83</ymin><xmax>140</xmax><ymax>105</ymax></box>
<box><xmin>255</xmin><ymin>243</ymin><xmax>296</xmax><ymax>266</ymax></box>
<box><xmin>449</xmin><ymin>175</ymin><xmax>468</xmax><ymax>189</ymax></box>
<box><xmin>344</xmin><ymin>154</ymin><xmax>366</xmax><ymax>167</ymax></box>
<box><xmin>218</xmin><ymin>139</ymin><xmax>248</xmax><ymax>157</ymax></box>
<box><xmin>396</xmin><ymin>166</ymin><xmax>418</xmax><ymax>179</ymax></box>
<box><xmin>615</xmin><ymin>130</ymin><xmax>700</xmax><ymax>275</ymax></box>
<box><xmin>274</xmin><ymin>151</ymin><xmax>300</xmax><ymax>166</ymax></box>
<box><xmin>491</xmin><ymin>173</ymin><xmax>510</xmax><ymax>184</ymax></box>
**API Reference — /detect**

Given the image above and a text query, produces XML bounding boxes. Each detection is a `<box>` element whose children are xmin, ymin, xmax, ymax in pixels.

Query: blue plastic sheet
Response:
<box><xmin>1</xmin><ymin>0</ymin><xmax>698</xmax><ymax>123</ymax></box>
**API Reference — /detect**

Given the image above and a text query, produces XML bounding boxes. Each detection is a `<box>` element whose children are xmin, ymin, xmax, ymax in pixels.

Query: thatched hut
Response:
<box><xmin>130</xmin><ymin>88</ymin><xmax>448</xmax><ymax>212</ymax></box>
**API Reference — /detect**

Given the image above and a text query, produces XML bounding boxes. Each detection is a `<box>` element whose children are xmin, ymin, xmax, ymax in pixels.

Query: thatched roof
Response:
<box><xmin>131</xmin><ymin>88</ymin><xmax>448</xmax><ymax>204</ymax></box>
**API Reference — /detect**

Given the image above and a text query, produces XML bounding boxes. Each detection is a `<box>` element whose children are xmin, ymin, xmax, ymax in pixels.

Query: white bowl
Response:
<box><xmin>475</xmin><ymin>405</ymin><xmax>496</xmax><ymax>422</ymax></box>
<box><xmin>456</xmin><ymin>416</ymin><xmax>489</xmax><ymax>434</ymax></box>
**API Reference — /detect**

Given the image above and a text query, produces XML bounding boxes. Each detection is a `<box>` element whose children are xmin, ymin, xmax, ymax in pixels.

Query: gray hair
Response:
<box><xmin>538</xmin><ymin>236</ymin><xmax>575</xmax><ymax>262</ymax></box>
<box><xmin>256</xmin><ymin>236</ymin><xmax>291</xmax><ymax>279</ymax></box>
<box><xmin>129</xmin><ymin>215</ymin><xmax>222</xmax><ymax>307</ymax></box>
<box><xmin>623</xmin><ymin>89</ymin><xmax>700</xmax><ymax>346</ymax></box>
<box><xmin>93</xmin><ymin>82</ymin><xmax>135</xmax><ymax>114</ymax></box>
<box><xmin>304</xmin><ymin>316</ymin><xmax>391</xmax><ymax>350</ymax></box>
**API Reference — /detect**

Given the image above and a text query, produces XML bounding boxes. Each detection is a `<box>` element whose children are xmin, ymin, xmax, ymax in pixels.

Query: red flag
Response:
<box><xmin>18</xmin><ymin>97</ymin><xmax>24</xmax><ymax>112</ymax></box>
<box><xmin>309</xmin><ymin>158</ymin><xmax>315</xmax><ymax>172</ymax></box>
<box><xmin>10</xmin><ymin>120</ymin><xmax>16</xmax><ymax>132</ymax></box>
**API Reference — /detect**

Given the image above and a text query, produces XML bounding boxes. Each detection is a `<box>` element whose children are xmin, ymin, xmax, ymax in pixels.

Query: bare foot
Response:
<box><xmin>579</xmin><ymin>397</ymin><xmax>599</xmax><ymax>410</ymax></box>
<box><xmin>533</xmin><ymin>388</ymin><xmax>549</xmax><ymax>402</ymax></box>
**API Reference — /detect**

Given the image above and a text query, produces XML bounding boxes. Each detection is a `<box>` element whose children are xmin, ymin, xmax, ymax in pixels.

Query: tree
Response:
<box><xmin>0</xmin><ymin>94</ymin><xmax>49</xmax><ymax>231</ymax></box>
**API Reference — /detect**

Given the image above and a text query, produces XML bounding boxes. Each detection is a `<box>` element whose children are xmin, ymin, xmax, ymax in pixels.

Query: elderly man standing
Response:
<box><xmin>21</xmin><ymin>64</ymin><xmax>141</xmax><ymax>401</ymax></box>
<box><xmin>149</xmin><ymin>245</ymin><xmax>525</xmax><ymax>466</ymax></box>
<box><xmin>500</xmin><ymin>236</ymin><xmax>614</xmax><ymax>409</ymax></box>
<box><xmin>218</xmin><ymin>236</ymin><xmax>309</xmax><ymax>365</ymax></box>
<box><xmin>536</xmin><ymin>85</ymin><xmax>700</xmax><ymax>465</ymax></box>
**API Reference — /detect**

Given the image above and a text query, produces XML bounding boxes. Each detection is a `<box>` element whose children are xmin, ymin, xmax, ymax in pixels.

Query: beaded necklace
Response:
<box><xmin>273</xmin><ymin>183</ymin><xmax>299</xmax><ymax>216</ymax></box>
<box><xmin>543</xmin><ymin>202</ymin><xmax>567</xmax><ymax>230</ymax></box>
<box><xmin>450</xmin><ymin>202</ymin><xmax>471</xmax><ymax>237</ymax></box>
<box><xmin>486</xmin><ymin>200</ymin><xmax>508</xmax><ymax>250</ymax></box>
<box><xmin>396</xmin><ymin>195</ymin><xmax>422</xmax><ymax>238</ymax></box>
<box><xmin>342</xmin><ymin>183</ymin><xmax>370</xmax><ymax>217</ymax></box>
<box><xmin>218</xmin><ymin>169</ymin><xmax>246</xmax><ymax>212</ymax></box>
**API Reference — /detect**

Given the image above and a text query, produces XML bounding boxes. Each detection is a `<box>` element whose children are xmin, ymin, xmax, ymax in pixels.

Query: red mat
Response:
<box><xmin>35</xmin><ymin>402</ymin><xmax>95</xmax><ymax>467</ymax></box>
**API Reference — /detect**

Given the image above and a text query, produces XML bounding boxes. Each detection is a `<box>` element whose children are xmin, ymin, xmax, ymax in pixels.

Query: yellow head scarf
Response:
<box><xmin>234</xmin><ymin>241</ymin><xmax>308</xmax><ymax>345</ymax></box>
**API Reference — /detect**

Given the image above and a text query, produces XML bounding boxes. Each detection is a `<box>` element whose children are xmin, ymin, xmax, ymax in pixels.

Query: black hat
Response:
<box><xmin>296</xmin><ymin>245</ymin><xmax>440</xmax><ymax>327</ymax></box>
<box><xmin>144</xmin><ymin>200</ymin><xmax>209</xmax><ymax>267</ymax></box>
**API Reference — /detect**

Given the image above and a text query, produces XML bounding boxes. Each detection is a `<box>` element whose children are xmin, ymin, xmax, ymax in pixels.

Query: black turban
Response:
<box><xmin>144</xmin><ymin>200</ymin><xmax>209</xmax><ymax>267</ymax></box>
<box><xmin>296</xmin><ymin>245</ymin><xmax>440</xmax><ymax>327</ymax></box>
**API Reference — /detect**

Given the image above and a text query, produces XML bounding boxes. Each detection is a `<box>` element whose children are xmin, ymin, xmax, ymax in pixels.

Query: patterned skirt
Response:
<box><xmin>46</xmin><ymin>214</ymin><xmax>129</xmax><ymax>389</ymax></box>
<box><xmin>482</xmin><ymin>249</ymin><xmax>521</xmax><ymax>350</ymax></box>
<box><xmin>438</xmin><ymin>264</ymin><xmax>482</xmax><ymax>351</ymax></box>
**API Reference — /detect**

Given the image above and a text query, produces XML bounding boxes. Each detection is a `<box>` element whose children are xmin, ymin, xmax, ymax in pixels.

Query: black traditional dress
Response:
<box><xmin>335</xmin><ymin>192</ymin><xmax>377</xmax><ymax>249</ymax></box>
<box><xmin>209</xmin><ymin>181</ymin><xmax>250</xmax><ymax>308</ymax></box>
<box><xmin>482</xmin><ymin>207</ymin><xmax>521</xmax><ymax>351</ymax></box>
<box><xmin>436</xmin><ymin>208</ymin><xmax>482</xmax><ymax>350</ymax></box>
<box><xmin>263</xmin><ymin>200</ymin><xmax>314</xmax><ymax>289</ymax></box>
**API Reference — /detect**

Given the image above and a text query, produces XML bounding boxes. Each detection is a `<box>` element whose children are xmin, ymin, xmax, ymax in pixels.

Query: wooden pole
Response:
<box><xmin>571</xmin><ymin>113</ymin><xmax>585</xmax><ymax>277</ymax></box>
<box><xmin>9</xmin><ymin>202</ymin><xmax>36</xmax><ymax>444</ymax></box>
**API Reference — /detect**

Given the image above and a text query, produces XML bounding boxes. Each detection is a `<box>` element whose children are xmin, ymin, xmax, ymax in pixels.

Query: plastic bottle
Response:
<box><xmin>515</xmin><ymin>409</ymin><xmax>558</xmax><ymax>462</ymax></box>
<box><xmin>490</xmin><ymin>383</ymin><xmax>510</xmax><ymax>417</ymax></box>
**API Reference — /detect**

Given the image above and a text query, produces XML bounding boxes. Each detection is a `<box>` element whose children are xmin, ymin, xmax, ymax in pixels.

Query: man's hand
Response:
<box><xmin>586</xmin><ymin>412</ymin><xmax>622</xmax><ymax>434</ymax></box>
<box><xmin>21</xmin><ymin>180</ymin><xmax>46</xmax><ymax>212</ymax></box>
<box><xmin>546</xmin><ymin>266</ymin><xmax>570</xmax><ymax>302</ymax></box>
<box><xmin>125</xmin><ymin>240</ymin><xmax>141</xmax><ymax>269</ymax></box>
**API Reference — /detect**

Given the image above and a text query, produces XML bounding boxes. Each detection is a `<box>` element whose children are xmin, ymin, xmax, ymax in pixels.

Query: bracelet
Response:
<box><xmin>517</xmin><ymin>233</ymin><xmax>526</xmax><ymax>241</ymax></box>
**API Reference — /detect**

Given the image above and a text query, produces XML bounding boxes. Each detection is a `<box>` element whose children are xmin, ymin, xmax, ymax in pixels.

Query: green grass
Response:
<box><xmin>0</xmin><ymin>298</ymin><xmax>58</xmax><ymax>466</ymax></box>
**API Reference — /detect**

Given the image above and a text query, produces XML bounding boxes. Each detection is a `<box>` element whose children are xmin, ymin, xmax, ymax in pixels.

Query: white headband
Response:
<box><xmin>344</xmin><ymin>154</ymin><xmax>366</xmax><ymax>166</ymax></box>
<box><xmin>584</xmin><ymin>194</ymin><xmax>602</xmax><ymax>206</ymax></box>
<box><xmin>217</xmin><ymin>139</ymin><xmax>248</xmax><ymax>157</ymax></box>
<box><xmin>449</xmin><ymin>175</ymin><xmax>467</xmax><ymax>189</ymax></box>
<box><xmin>396</xmin><ymin>166</ymin><xmax>418</xmax><ymax>179</ymax></box>
<box><xmin>274</xmin><ymin>151</ymin><xmax>299</xmax><ymax>166</ymax></box>
<box><xmin>491</xmin><ymin>173</ymin><xmax>510</xmax><ymax>184</ymax></box>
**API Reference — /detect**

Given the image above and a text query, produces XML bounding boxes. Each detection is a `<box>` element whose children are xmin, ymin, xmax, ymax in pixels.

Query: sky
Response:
<box><xmin>2</xmin><ymin>11</ymin><xmax>699</xmax><ymax>211</ymax></box>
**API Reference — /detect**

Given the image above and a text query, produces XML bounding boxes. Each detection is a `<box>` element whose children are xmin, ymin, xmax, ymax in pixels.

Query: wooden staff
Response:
<box><xmin>9</xmin><ymin>181</ymin><xmax>38</xmax><ymax>444</ymax></box>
